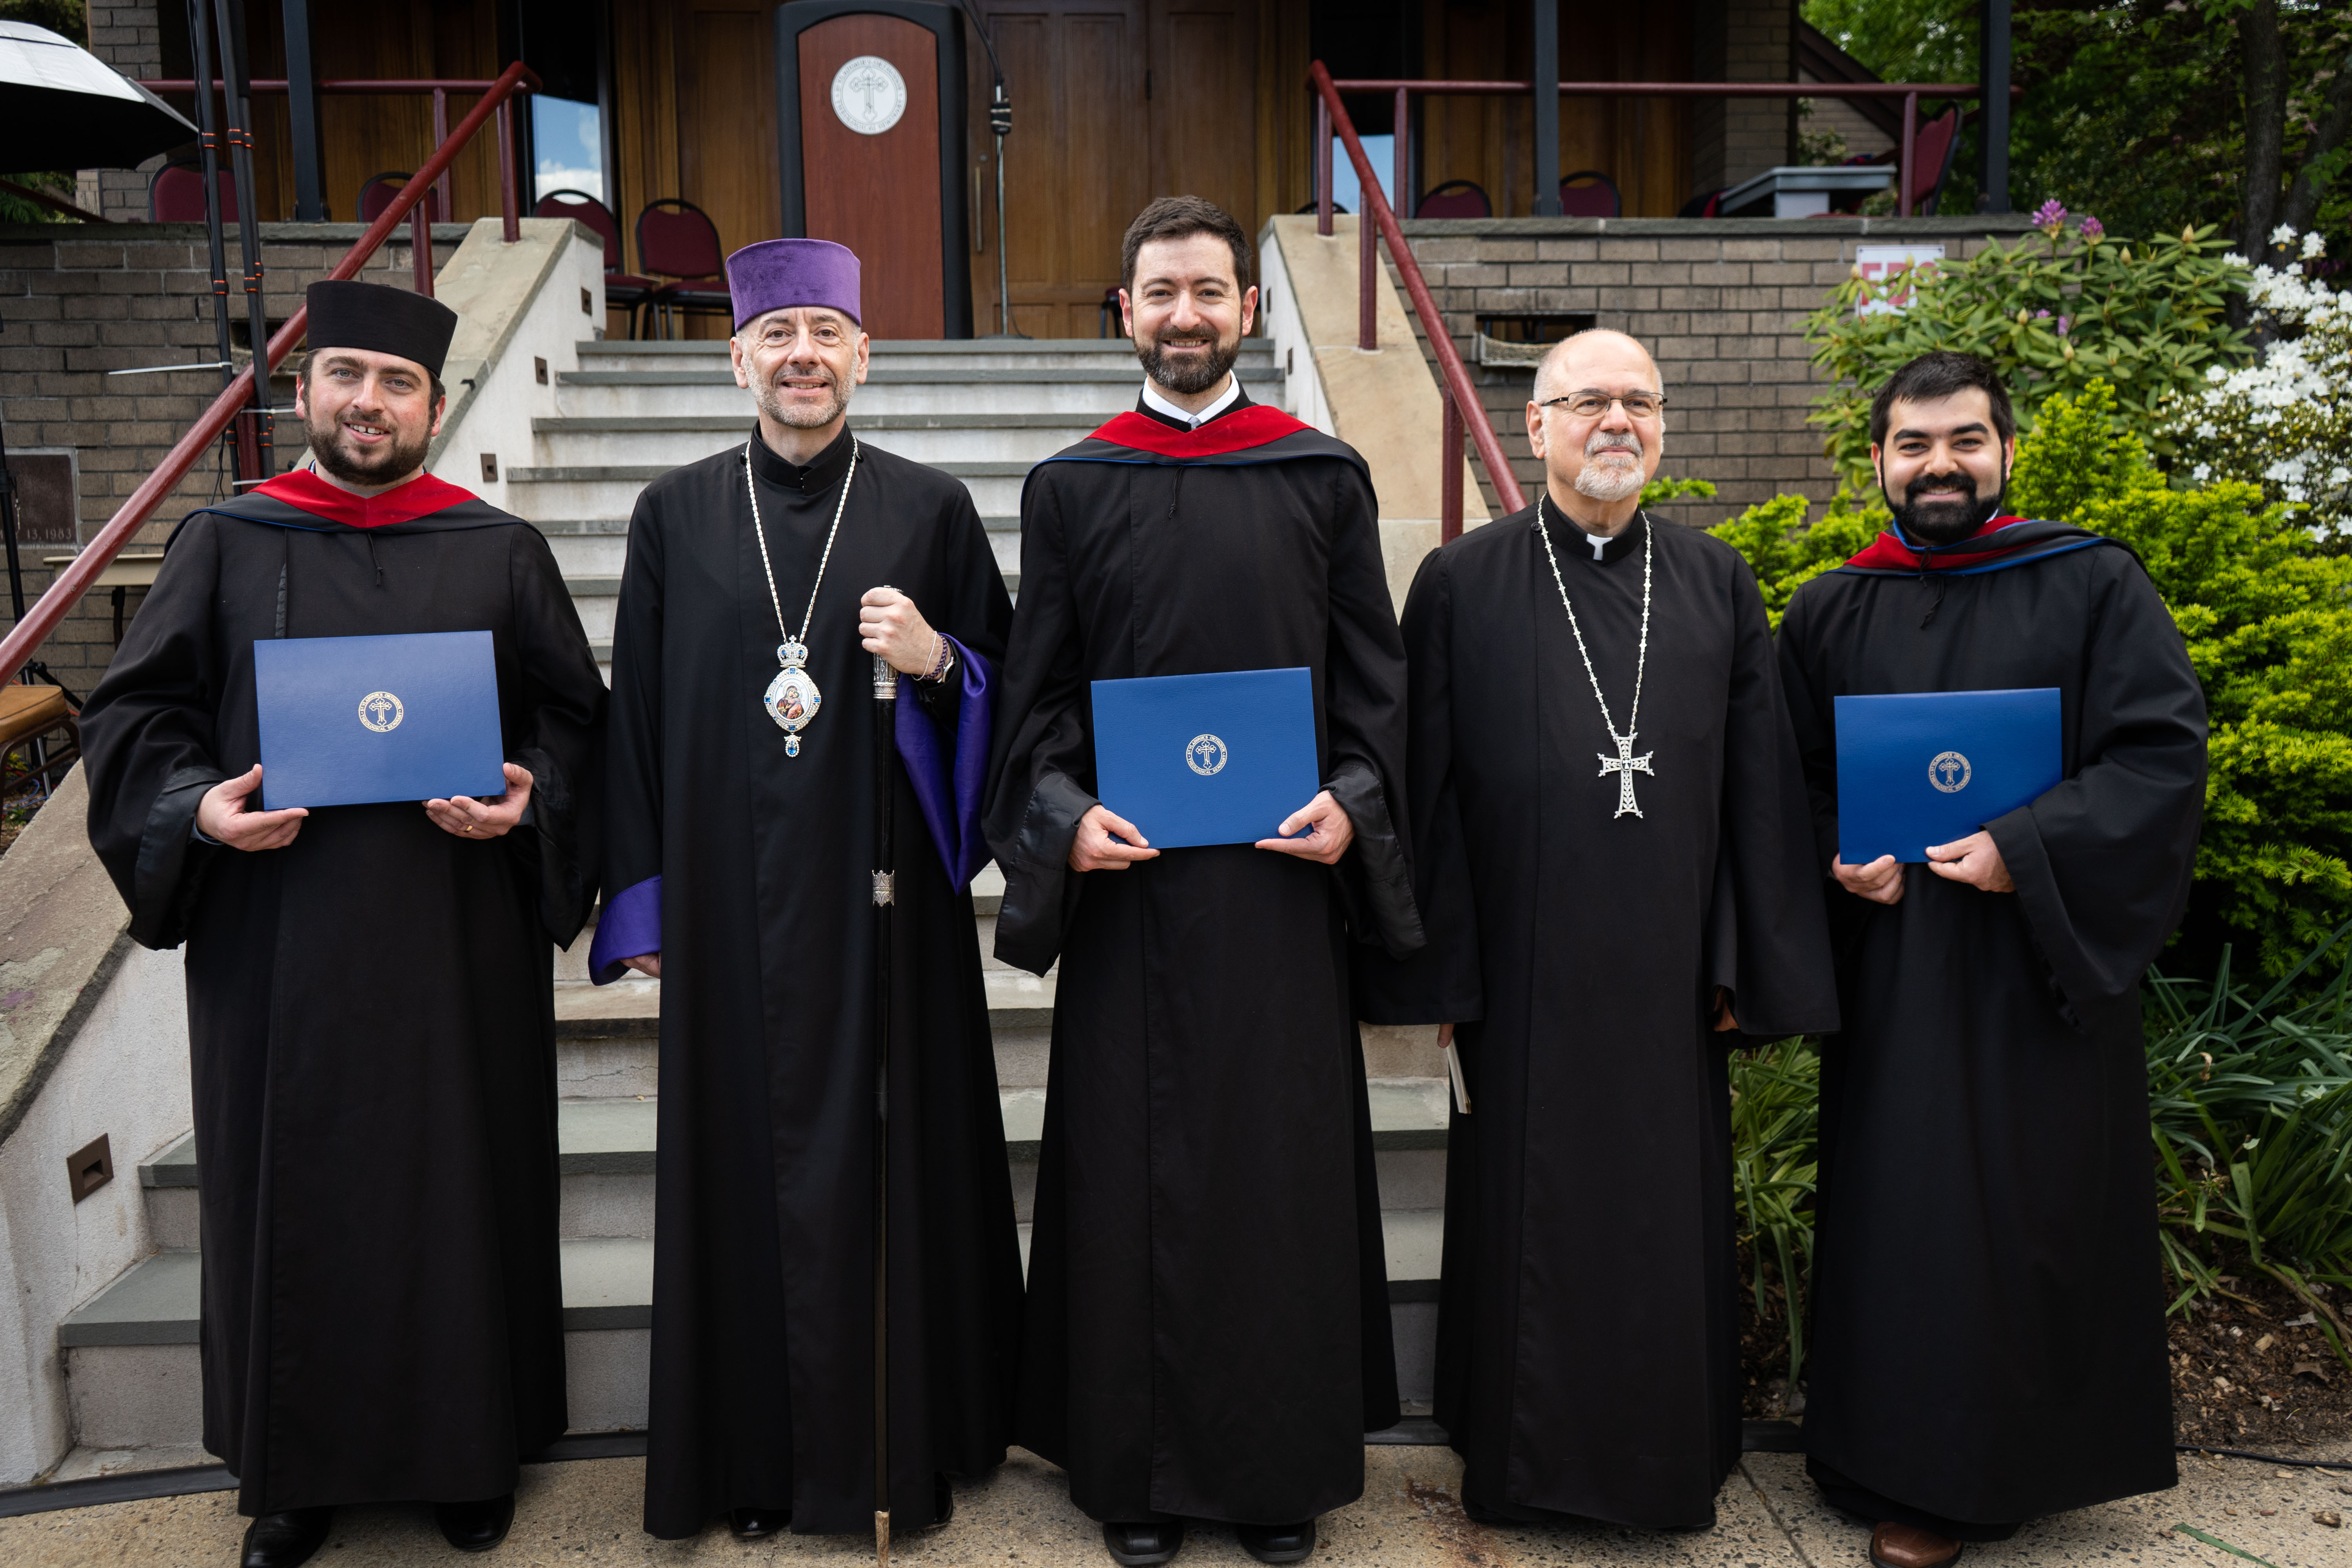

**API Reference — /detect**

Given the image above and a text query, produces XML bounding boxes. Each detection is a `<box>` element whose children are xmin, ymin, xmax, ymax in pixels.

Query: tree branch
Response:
<box><xmin>2241</xmin><ymin>0</ymin><xmax>2289</xmax><ymax>258</ymax></box>
<box><xmin>2282</xmin><ymin>48</ymin><xmax>2352</xmax><ymax>236</ymax></box>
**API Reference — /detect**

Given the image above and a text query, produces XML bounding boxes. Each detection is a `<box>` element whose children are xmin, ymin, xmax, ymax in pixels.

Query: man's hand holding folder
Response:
<box><xmin>1831</xmin><ymin>830</ymin><xmax>2014</xmax><ymax>905</ymax></box>
<box><xmin>1068</xmin><ymin>788</ymin><xmax>1354</xmax><ymax>871</ymax></box>
<box><xmin>197</xmin><ymin>759</ymin><xmax>536</xmax><ymax>852</ymax></box>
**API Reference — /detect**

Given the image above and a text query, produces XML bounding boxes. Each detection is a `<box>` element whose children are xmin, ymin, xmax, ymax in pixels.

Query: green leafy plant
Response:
<box><xmin>1716</xmin><ymin>382</ymin><xmax>2352</xmax><ymax>973</ymax></box>
<box><xmin>1703</xmin><ymin>488</ymin><xmax>1878</xmax><ymax>629</ymax></box>
<box><xmin>1802</xmin><ymin>214</ymin><xmax>2249</xmax><ymax>483</ymax></box>
<box><xmin>1638</xmin><ymin>475</ymin><xmax>1717</xmax><ymax>508</ymax></box>
<box><xmin>2010</xmin><ymin>383</ymin><xmax>2352</xmax><ymax>977</ymax></box>
<box><xmin>2145</xmin><ymin>927</ymin><xmax>2352</xmax><ymax>1365</ymax></box>
<box><xmin>1729</xmin><ymin>1038</ymin><xmax>1821</xmax><ymax>1390</ymax></box>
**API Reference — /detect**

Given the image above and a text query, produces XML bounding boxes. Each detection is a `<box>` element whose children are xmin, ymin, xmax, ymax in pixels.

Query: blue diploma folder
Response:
<box><xmin>1091</xmin><ymin>668</ymin><xmax>1321</xmax><ymax>849</ymax></box>
<box><xmin>1835</xmin><ymin>687</ymin><xmax>2063</xmax><ymax>864</ymax></box>
<box><xmin>254</xmin><ymin>631</ymin><xmax>506</xmax><ymax>810</ymax></box>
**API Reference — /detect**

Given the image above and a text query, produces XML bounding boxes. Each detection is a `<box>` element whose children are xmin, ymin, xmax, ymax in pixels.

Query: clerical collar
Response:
<box><xmin>747</xmin><ymin>421</ymin><xmax>855</xmax><ymax>495</ymax></box>
<box><xmin>1555</xmin><ymin>508</ymin><xmax>1646</xmax><ymax>564</ymax></box>
<box><xmin>1140</xmin><ymin>373</ymin><xmax>1243</xmax><ymax>429</ymax></box>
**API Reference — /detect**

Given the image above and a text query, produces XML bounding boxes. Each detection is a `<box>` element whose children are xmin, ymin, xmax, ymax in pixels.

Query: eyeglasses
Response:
<box><xmin>1537</xmin><ymin>390</ymin><xmax>1668</xmax><ymax>421</ymax></box>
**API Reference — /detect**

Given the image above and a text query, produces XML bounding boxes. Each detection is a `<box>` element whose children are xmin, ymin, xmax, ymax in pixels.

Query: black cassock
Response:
<box><xmin>985</xmin><ymin>394</ymin><xmax>1422</xmax><ymax>1525</ymax></box>
<box><xmin>1359</xmin><ymin>507</ymin><xmax>1838</xmax><ymax>1528</ymax></box>
<box><xmin>77</xmin><ymin>470</ymin><xmax>605</xmax><ymax>1516</ymax></box>
<box><xmin>594</xmin><ymin>428</ymin><xmax>1022</xmax><ymax>1539</ymax></box>
<box><xmin>1775</xmin><ymin>518</ymin><xmax>2207</xmax><ymax>1535</ymax></box>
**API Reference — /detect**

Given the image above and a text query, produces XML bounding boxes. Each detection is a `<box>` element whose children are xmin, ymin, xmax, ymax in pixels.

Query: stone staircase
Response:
<box><xmin>54</xmin><ymin>336</ymin><xmax>1452</xmax><ymax>1463</ymax></box>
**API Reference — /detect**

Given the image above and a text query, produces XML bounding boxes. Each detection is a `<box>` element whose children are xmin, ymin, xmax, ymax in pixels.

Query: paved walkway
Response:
<box><xmin>2</xmin><ymin>1445</ymin><xmax>2347</xmax><ymax>1567</ymax></box>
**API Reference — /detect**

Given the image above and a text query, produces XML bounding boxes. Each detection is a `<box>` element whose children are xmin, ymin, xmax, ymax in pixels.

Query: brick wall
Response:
<box><xmin>79</xmin><ymin>0</ymin><xmax>170</xmax><ymax>222</ymax></box>
<box><xmin>0</xmin><ymin>222</ymin><xmax>467</xmax><ymax>693</ymax></box>
<box><xmin>1396</xmin><ymin>214</ymin><xmax>2040</xmax><ymax>532</ymax></box>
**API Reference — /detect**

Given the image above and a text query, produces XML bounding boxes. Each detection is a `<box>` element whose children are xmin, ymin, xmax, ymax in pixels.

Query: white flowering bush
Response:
<box><xmin>2164</xmin><ymin>227</ymin><xmax>2352</xmax><ymax>536</ymax></box>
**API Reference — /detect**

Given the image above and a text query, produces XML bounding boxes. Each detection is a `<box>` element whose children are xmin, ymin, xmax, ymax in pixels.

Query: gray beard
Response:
<box><xmin>305</xmin><ymin>410</ymin><xmax>430</xmax><ymax>487</ymax></box>
<box><xmin>1574</xmin><ymin>454</ymin><xmax>1645</xmax><ymax>503</ymax></box>
<box><xmin>753</xmin><ymin>374</ymin><xmax>851</xmax><ymax>430</ymax></box>
<box><xmin>1138</xmin><ymin>333</ymin><xmax>1240</xmax><ymax>396</ymax></box>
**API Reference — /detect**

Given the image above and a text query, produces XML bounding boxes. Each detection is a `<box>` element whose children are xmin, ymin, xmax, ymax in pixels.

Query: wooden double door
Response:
<box><xmin>965</xmin><ymin>0</ymin><xmax>1274</xmax><ymax>340</ymax></box>
<box><xmin>614</xmin><ymin>0</ymin><xmax>1278</xmax><ymax>340</ymax></box>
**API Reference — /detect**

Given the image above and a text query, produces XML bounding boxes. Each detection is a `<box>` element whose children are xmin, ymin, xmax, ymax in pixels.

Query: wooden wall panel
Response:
<box><xmin>1149</xmin><ymin>1</ymin><xmax>1260</xmax><ymax>231</ymax></box>
<box><xmin>1410</xmin><ymin>0</ymin><xmax>1693</xmax><ymax>218</ymax></box>
<box><xmin>675</xmin><ymin>0</ymin><xmax>781</xmax><ymax>334</ymax></box>
<box><xmin>187</xmin><ymin>0</ymin><xmax>505</xmax><ymax>226</ymax></box>
<box><xmin>967</xmin><ymin>2</ymin><xmax>1148</xmax><ymax>338</ymax></box>
<box><xmin>966</xmin><ymin>0</ymin><xmax>1270</xmax><ymax>338</ymax></box>
<box><xmin>798</xmin><ymin>13</ymin><xmax>945</xmax><ymax>338</ymax></box>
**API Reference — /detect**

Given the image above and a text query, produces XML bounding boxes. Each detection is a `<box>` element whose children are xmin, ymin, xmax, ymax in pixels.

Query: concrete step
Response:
<box><xmin>506</xmin><ymin>463</ymin><xmax>1034</xmax><ymax>524</ymax></box>
<box><xmin>58</xmin><ymin>1242</ymin><xmax>656</xmax><ymax>1443</ymax></box>
<box><xmin>572</xmin><ymin>337</ymin><xmax>1283</xmax><ymax>376</ymax></box>
<box><xmin>531</xmin><ymin>519</ymin><xmax>629</xmax><ymax>577</ymax></box>
<box><xmin>61</xmin><ymin>1191</ymin><xmax>1440</xmax><ymax>1448</ymax></box>
<box><xmin>550</xmin><ymin>365</ymin><xmax>1288</xmax><ymax>424</ymax></box>
<box><xmin>538</xmin><ymin>518</ymin><xmax>1017</xmax><ymax>597</ymax></box>
<box><xmin>532</xmin><ymin>413</ymin><xmax>1105</xmax><ymax>470</ymax></box>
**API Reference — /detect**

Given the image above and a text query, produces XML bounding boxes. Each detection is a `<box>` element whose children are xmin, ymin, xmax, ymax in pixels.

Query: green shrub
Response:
<box><xmin>2146</xmin><ymin>930</ymin><xmax>2352</xmax><ymax>1362</ymax></box>
<box><xmin>2014</xmin><ymin>385</ymin><xmax>2352</xmax><ymax>977</ymax></box>
<box><xmin>1801</xmin><ymin>215</ymin><xmax>2248</xmax><ymax>484</ymax></box>
<box><xmin>1716</xmin><ymin>382</ymin><xmax>2352</xmax><ymax>976</ymax></box>
<box><xmin>1729</xmin><ymin>1038</ymin><xmax>1821</xmax><ymax>1389</ymax></box>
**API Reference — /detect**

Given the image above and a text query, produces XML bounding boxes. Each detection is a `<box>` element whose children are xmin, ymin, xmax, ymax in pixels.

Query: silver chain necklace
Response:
<box><xmin>1534</xmin><ymin>494</ymin><xmax>1655</xmax><ymax>818</ymax></box>
<box><xmin>745</xmin><ymin>437</ymin><xmax>859</xmax><ymax>757</ymax></box>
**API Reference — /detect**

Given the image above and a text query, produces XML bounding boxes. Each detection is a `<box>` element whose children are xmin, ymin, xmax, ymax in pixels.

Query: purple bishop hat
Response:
<box><xmin>725</xmin><ymin>238</ymin><xmax>862</xmax><ymax>330</ymax></box>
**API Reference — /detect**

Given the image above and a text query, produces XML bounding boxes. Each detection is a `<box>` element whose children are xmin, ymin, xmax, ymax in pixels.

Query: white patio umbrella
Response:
<box><xmin>0</xmin><ymin>20</ymin><xmax>196</xmax><ymax>172</ymax></box>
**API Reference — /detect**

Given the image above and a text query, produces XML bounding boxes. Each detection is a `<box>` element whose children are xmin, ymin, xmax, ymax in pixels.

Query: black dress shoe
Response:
<box><xmin>728</xmin><ymin>1506</ymin><xmax>791</xmax><ymax>1539</ymax></box>
<box><xmin>434</xmin><ymin>1492</ymin><xmax>515</xmax><ymax>1553</ymax></box>
<box><xmin>1236</xmin><ymin>1518</ymin><xmax>1316</xmax><ymax>1564</ymax></box>
<box><xmin>932</xmin><ymin>1472</ymin><xmax>955</xmax><ymax>1526</ymax></box>
<box><xmin>241</xmin><ymin>1507</ymin><xmax>331</xmax><ymax>1568</ymax></box>
<box><xmin>1103</xmin><ymin>1519</ymin><xmax>1185</xmax><ymax>1565</ymax></box>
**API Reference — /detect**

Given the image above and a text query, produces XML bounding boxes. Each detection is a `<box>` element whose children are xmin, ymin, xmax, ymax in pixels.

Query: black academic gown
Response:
<box><xmin>985</xmin><ymin>391</ymin><xmax>1422</xmax><ymax>1526</ymax></box>
<box><xmin>1775</xmin><ymin>520</ymin><xmax>2206</xmax><ymax>1534</ymax></box>
<box><xmin>599</xmin><ymin>428</ymin><xmax>1022</xmax><ymax>1539</ymax></box>
<box><xmin>1359</xmin><ymin>506</ymin><xmax>1838</xmax><ymax>1529</ymax></box>
<box><xmin>76</xmin><ymin>476</ymin><xmax>605</xmax><ymax>1516</ymax></box>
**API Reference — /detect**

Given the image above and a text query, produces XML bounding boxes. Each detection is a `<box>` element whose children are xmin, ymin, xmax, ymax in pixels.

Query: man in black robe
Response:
<box><xmin>1361</xmin><ymin>328</ymin><xmax>1838</xmax><ymax>1530</ymax></box>
<box><xmin>78</xmin><ymin>280</ymin><xmax>606</xmax><ymax>1568</ymax></box>
<box><xmin>985</xmin><ymin>196</ymin><xmax>1421</xmax><ymax>1568</ymax></box>
<box><xmin>1776</xmin><ymin>352</ymin><xmax>2206</xmax><ymax>1568</ymax></box>
<box><xmin>590</xmin><ymin>238</ymin><xmax>1021</xmax><ymax>1542</ymax></box>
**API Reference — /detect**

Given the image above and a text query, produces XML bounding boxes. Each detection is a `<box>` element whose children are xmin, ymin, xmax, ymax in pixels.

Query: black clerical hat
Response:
<box><xmin>303</xmin><ymin>280</ymin><xmax>459</xmax><ymax>378</ymax></box>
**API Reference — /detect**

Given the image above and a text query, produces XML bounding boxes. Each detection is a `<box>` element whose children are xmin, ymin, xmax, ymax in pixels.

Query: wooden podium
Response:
<box><xmin>776</xmin><ymin>1</ymin><xmax>973</xmax><ymax>338</ymax></box>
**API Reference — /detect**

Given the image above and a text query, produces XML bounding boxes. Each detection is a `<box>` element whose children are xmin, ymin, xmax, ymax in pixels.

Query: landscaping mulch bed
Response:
<box><xmin>1738</xmin><ymin>1261</ymin><xmax>2352</xmax><ymax>1453</ymax></box>
<box><xmin>0</xmin><ymin>793</ymin><xmax>41</xmax><ymax>858</ymax></box>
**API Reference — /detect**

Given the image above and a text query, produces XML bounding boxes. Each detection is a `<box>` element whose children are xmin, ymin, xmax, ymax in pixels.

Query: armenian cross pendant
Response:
<box><xmin>1596</xmin><ymin>731</ymin><xmax>1655</xmax><ymax>819</ymax></box>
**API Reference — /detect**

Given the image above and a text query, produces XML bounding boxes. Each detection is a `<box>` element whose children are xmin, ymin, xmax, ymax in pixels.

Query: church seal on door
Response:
<box><xmin>830</xmin><ymin>54</ymin><xmax>907</xmax><ymax>136</ymax></box>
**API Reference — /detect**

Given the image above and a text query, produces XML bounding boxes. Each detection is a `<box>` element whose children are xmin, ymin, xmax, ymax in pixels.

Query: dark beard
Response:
<box><xmin>306</xmin><ymin>408</ymin><xmax>432</xmax><ymax>488</ymax></box>
<box><xmin>1138</xmin><ymin>330</ymin><xmax>1240</xmax><ymax>396</ymax></box>
<box><xmin>1886</xmin><ymin>469</ymin><xmax>2004</xmax><ymax>545</ymax></box>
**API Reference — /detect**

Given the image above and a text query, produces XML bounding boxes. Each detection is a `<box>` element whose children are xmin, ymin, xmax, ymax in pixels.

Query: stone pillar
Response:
<box><xmin>1690</xmin><ymin>0</ymin><xmax>1795</xmax><ymax>201</ymax></box>
<box><xmin>81</xmin><ymin>0</ymin><xmax>170</xmax><ymax>222</ymax></box>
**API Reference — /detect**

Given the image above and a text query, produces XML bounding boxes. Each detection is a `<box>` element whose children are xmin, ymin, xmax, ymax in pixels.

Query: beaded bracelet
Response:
<box><xmin>922</xmin><ymin>632</ymin><xmax>956</xmax><ymax>683</ymax></box>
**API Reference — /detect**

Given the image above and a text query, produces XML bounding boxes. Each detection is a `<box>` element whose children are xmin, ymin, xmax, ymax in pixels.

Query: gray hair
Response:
<box><xmin>1532</xmin><ymin>328</ymin><xmax>1664</xmax><ymax>406</ymax></box>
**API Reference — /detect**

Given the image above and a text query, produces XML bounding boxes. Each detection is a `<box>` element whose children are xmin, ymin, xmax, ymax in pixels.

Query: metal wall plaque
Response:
<box><xmin>5</xmin><ymin>450</ymin><xmax>80</xmax><ymax>545</ymax></box>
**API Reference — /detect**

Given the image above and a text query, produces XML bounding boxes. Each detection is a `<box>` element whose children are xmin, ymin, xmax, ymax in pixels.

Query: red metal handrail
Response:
<box><xmin>142</xmin><ymin>77</ymin><xmax>521</xmax><ymax>250</ymax></box>
<box><xmin>0</xmin><ymin>60</ymin><xmax>543</xmax><ymax>688</ymax></box>
<box><xmin>1325</xmin><ymin>77</ymin><xmax>2023</xmax><ymax>221</ymax></box>
<box><xmin>1309</xmin><ymin>62</ymin><xmax>1526</xmax><ymax>542</ymax></box>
